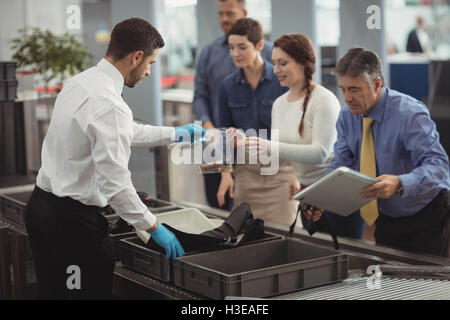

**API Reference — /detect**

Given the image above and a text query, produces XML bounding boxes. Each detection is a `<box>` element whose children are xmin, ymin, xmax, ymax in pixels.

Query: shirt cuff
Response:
<box><xmin>156</xmin><ymin>126</ymin><xmax>176</xmax><ymax>143</ymax></box>
<box><xmin>158</xmin><ymin>126</ymin><xmax>176</xmax><ymax>142</ymax></box>
<box><xmin>132</xmin><ymin>209</ymin><xmax>157</xmax><ymax>231</ymax></box>
<box><xmin>169</xmin><ymin>127</ymin><xmax>176</xmax><ymax>142</ymax></box>
<box><xmin>397</xmin><ymin>173</ymin><xmax>416</xmax><ymax>197</ymax></box>
<box><xmin>269</xmin><ymin>141</ymin><xmax>281</xmax><ymax>158</ymax></box>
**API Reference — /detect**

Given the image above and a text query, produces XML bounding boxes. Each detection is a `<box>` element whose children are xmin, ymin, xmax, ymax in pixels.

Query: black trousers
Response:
<box><xmin>375</xmin><ymin>190</ymin><xmax>450</xmax><ymax>256</ymax></box>
<box><xmin>24</xmin><ymin>186</ymin><xmax>114</xmax><ymax>299</ymax></box>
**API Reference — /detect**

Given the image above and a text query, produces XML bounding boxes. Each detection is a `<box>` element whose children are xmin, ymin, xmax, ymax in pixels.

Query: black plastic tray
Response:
<box><xmin>0</xmin><ymin>191</ymin><xmax>32</xmax><ymax>227</ymax></box>
<box><xmin>0</xmin><ymin>62</ymin><xmax>17</xmax><ymax>80</ymax></box>
<box><xmin>109</xmin><ymin>231</ymin><xmax>136</xmax><ymax>261</ymax></box>
<box><xmin>173</xmin><ymin>238</ymin><xmax>348</xmax><ymax>299</ymax></box>
<box><xmin>0</xmin><ymin>80</ymin><xmax>17</xmax><ymax>101</ymax></box>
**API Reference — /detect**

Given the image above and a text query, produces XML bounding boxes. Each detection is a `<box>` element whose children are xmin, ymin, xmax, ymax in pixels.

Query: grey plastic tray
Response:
<box><xmin>143</xmin><ymin>198</ymin><xmax>179</xmax><ymax>211</ymax></box>
<box><xmin>0</xmin><ymin>191</ymin><xmax>179</xmax><ymax>230</ymax></box>
<box><xmin>0</xmin><ymin>80</ymin><xmax>17</xmax><ymax>101</ymax></box>
<box><xmin>103</xmin><ymin>198</ymin><xmax>182</xmax><ymax>222</ymax></box>
<box><xmin>104</xmin><ymin>205</ymin><xmax>183</xmax><ymax>225</ymax></box>
<box><xmin>0</xmin><ymin>62</ymin><xmax>17</xmax><ymax>80</ymax></box>
<box><xmin>109</xmin><ymin>231</ymin><xmax>137</xmax><ymax>261</ymax></box>
<box><xmin>173</xmin><ymin>238</ymin><xmax>348</xmax><ymax>299</ymax></box>
<box><xmin>120</xmin><ymin>232</ymin><xmax>282</xmax><ymax>283</ymax></box>
<box><xmin>120</xmin><ymin>236</ymin><xmax>172</xmax><ymax>282</ymax></box>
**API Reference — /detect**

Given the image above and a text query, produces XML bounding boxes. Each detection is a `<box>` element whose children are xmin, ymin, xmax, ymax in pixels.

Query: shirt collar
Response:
<box><xmin>364</xmin><ymin>87</ymin><xmax>387</xmax><ymax>122</ymax></box>
<box><xmin>219</xmin><ymin>34</ymin><xmax>228</xmax><ymax>46</ymax></box>
<box><xmin>97</xmin><ymin>58</ymin><xmax>124</xmax><ymax>95</ymax></box>
<box><xmin>261</xmin><ymin>60</ymin><xmax>275</xmax><ymax>81</ymax></box>
<box><xmin>234</xmin><ymin>59</ymin><xmax>274</xmax><ymax>84</ymax></box>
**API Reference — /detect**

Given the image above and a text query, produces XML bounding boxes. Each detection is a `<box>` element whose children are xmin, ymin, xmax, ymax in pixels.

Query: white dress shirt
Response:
<box><xmin>270</xmin><ymin>84</ymin><xmax>340</xmax><ymax>185</ymax></box>
<box><xmin>37</xmin><ymin>58</ymin><xmax>175</xmax><ymax>231</ymax></box>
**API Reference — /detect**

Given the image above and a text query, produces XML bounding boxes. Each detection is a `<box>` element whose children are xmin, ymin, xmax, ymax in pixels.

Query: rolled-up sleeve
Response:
<box><xmin>85</xmin><ymin>105</ymin><xmax>156</xmax><ymax>231</ymax></box>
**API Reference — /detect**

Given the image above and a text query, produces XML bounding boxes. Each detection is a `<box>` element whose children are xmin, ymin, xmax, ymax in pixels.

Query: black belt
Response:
<box><xmin>33</xmin><ymin>186</ymin><xmax>101</xmax><ymax>213</ymax></box>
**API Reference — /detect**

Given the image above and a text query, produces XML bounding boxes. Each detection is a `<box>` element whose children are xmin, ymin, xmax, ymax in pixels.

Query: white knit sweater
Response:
<box><xmin>270</xmin><ymin>84</ymin><xmax>341</xmax><ymax>185</ymax></box>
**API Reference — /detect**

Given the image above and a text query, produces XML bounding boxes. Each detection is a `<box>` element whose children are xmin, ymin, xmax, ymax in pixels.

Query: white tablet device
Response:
<box><xmin>293</xmin><ymin>167</ymin><xmax>379</xmax><ymax>216</ymax></box>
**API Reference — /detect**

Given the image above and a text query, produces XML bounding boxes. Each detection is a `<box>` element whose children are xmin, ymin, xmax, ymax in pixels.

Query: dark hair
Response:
<box><xmin>227</xmin><ymin>18</ymin><xmax>263</xmax><ymax>47</ymax></box>
<box><xmin>218</xmin><ymin>0</ymin><xmax>246</xmax><ymax>9</ymax></box>
<box><xmin>274</xmin><ymin>34</ymin><xmax>316</xmax><ymax>137</ymax></box>
<box><xmin>333</xmin><ymin>47</ymin><xmax>385</xmax><ymax>86</ymax></box>
<box><xmin>106</xmin><ymin>18</ymin><xmax>164</xmax><ymax>60</ymax></box>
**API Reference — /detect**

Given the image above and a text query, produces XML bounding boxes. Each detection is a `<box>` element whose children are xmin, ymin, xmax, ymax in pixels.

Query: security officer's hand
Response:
<box><xmin>149</xmin><ymin>222</ymin><xmax>185</xmax><ymax>259</ymax></box>
<box><xmin>175</xmin><ymin>123</ymin><xmax>206</xmax><ymax>143</ymax></box>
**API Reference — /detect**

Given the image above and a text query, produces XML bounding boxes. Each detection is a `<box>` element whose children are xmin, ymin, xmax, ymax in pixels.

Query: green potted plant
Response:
<box><xmin>10</xmin><ymin>27</ymin><xmax>92</xmax><ymax>93</ymax></box>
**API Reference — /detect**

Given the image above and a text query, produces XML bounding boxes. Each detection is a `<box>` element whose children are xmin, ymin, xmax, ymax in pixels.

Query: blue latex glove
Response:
<box><xmin>150</xmin><ymin>222</ymin><xmax>185</xmax><ymax>259</ymax></box>
<box><xmin>175</xmin><ymin>123</ymin><xmax>206</xmax><ymax>143</ymax></box>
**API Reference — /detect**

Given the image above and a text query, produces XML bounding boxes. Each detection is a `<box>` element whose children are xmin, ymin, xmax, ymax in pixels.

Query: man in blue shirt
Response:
<box><xmin>193</xmin><ymin>0</ymin><xmax>273</xmax><ymax>210</ymax></box>
<box><xmin>305</xmin><ymin>47</ymin><xmax>450</xmax><ymax>256</ymax></box>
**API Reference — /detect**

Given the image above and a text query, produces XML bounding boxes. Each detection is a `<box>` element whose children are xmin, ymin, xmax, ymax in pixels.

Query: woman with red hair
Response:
<box><xmin>248</xmin><ymin>34</ymin><xmax>341</xmax><ymax>227</ymax></box>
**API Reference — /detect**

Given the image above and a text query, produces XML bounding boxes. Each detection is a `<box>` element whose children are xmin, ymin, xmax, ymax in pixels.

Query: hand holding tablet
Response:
<box><xmin>293</xmin><ymin>167</ymin><xmax>378</xmax><ymax>216</ymax></box>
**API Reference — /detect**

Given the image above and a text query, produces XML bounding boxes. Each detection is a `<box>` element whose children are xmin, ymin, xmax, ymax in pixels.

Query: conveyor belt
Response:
<box><xmin>276</xmin><ymin>275</ymin><xmax>450</xmax><ymax>300</ymax></box>
<box><xmin>113</xmin><ymin>264</ymin><xmax>206</xmax><ymax>300</ymax></box>
<box><xmin>3</xmin><ymin>196</ymin><xmax>448</xmax><ymax>300</ymax></box>
<box><xmin>167</xmin><ymin>201</ymin><xmax>450</xmax><ymax>300</ymax></box>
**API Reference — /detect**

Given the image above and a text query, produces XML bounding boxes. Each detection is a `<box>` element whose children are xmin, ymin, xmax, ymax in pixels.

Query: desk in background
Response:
<box><xmin>388</xmin><ymin>53</ymin><xmax>450</xmax><ymax>157</ymax></box>
<box><xmin>388</xmin><ymin>53</ymin><xmax>430</xmax><ymax>102</ymax></box>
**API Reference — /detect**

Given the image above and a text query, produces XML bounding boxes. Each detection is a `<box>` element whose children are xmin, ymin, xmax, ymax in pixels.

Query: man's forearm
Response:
<box><xmin>131</xmin><ymin>123</ymin><xmax>175</xmax><ymax>147</ymax></box>
<box><xmin>146</xmin><ymin>220</ymin><xmax>158</xmax><ymax>233</ymax></box>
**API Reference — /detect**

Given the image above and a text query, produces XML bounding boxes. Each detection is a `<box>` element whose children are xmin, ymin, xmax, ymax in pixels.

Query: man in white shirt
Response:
<box><xmin>24</xmin><ymin>18</ymin><xmax>204</xmax><ymax>299</ymax></box>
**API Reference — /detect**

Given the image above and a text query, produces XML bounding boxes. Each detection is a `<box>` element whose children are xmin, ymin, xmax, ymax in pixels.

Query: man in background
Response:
<box><xmin>193</xmin><ymin>0</ymin><xmax>273</xmax><ymax>210</ymax></box>
<box><xmin>407</xmin><ymin>16</ymin><xmax>431</xmax><ymax>53</ymax></box>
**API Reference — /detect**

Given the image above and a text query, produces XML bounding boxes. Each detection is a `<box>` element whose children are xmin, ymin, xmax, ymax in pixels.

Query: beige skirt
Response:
<box><xmin>232</xmin><ymin>162</ymin><xmax>299</xmax><ymax>226</ymax></box>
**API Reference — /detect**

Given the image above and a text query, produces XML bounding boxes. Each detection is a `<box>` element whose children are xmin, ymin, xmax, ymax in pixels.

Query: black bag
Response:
<box><xmin>289</xmin><ymin>202</ymin><xmax>340</xmax><ymax>250</ymax></box>
<box><xmin>146</xmin><ymin>202</ymin><xmax>266</xmax><ymax>254</ymax></box>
